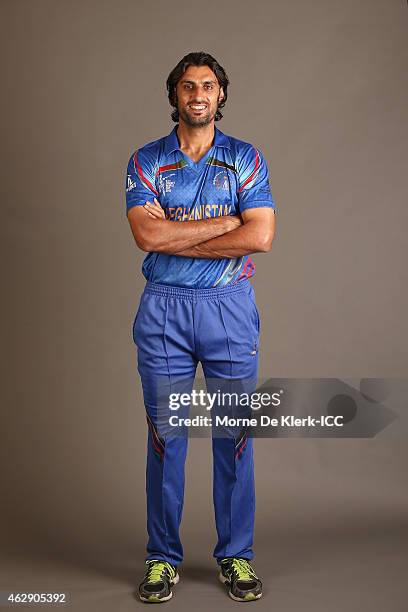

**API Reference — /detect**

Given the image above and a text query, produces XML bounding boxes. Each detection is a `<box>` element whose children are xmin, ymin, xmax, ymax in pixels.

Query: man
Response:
<box><xmin>125</xmin><ymin>51</ymin><xmax>276</xmax><ymax>603</ymax></box>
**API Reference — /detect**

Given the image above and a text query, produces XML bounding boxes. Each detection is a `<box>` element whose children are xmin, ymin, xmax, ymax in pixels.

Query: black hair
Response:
<box><xmin>166</xmin><ymin>51</ymin><xmax>229</xmax><ymax>122</ymax></box>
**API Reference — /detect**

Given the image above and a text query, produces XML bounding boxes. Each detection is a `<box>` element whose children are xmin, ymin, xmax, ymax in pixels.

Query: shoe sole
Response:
<box><xmin>139</xmin><ymin>572</ymin><xmax>179</xmax><ymax>603</ymax></box>
<box><xmin>219</xmin><ymin>571</ymin><xmax>262</xmax><ymax>602</ymax></box>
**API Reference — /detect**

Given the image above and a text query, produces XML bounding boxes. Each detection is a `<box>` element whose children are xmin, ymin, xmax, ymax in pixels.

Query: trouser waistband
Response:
<box><xmin>144</xmin><ymin>279</ymin><xmax>251</xmax><ymax>300</ymax></box>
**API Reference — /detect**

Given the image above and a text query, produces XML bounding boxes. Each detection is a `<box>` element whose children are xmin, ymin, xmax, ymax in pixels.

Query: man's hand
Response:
<box><xmin>127</xmin><ymin>199</ymin><xmax>243</xmax><ymax>253</ymax></box>
<box><xmin>174</xmin><ymin>208</ymin><xmax>275</xmax><ymax>259</ymax></box>
<box><xmin>134</xmin><ymin>200</ymin><xmax>274</xmax><ymax>259</ymax></box>
<box><xmin>142</xmin><ymin>199</ymin><xmax>242</xmax><ymax>232</ymax></box>
<box><xmin>143</xmin><ymin>198</ymin><xmax>166</xmax><ymax>219</ymax></box>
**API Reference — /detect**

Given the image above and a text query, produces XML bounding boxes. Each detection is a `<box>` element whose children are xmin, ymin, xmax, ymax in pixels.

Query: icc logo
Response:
<box><xmin>158</xmin><ymin>173</ymin><xmax>176</xmax><ymax>194</ymax></box>
<box><xmin>213</xmin><ymin>171</ymin><xmax>229</xmax><ymax>190</ymax></box>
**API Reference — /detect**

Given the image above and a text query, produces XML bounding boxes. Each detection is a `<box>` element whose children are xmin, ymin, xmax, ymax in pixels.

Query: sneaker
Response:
<box><xmin>219</xmin><ymin>557</ymin><xmax>262</xmax><ymax>602</ymax></box>
<box><xmin>138</xmin><ymin>559</ymin><xmax>179</xmax><ymax>603</ymax></box>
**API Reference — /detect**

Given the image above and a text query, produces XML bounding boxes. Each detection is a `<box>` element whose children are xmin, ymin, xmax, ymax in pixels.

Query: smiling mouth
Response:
<box><xmin>189</xmin><ymin>104</ymin><xmax>208</xmax><ymax>112</ymax></box>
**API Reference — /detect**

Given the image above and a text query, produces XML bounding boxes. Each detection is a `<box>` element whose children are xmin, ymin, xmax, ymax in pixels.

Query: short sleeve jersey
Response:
<box><xmin>125</xmin><ymin>125</ymin><xmax>276</xmax><ymax>289</ymax></box>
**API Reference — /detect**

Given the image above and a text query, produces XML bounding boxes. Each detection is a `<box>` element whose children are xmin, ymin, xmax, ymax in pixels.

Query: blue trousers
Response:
<box><xmin>132</xmin><ymin>279</ymin><xmax>260</xmax><ymax>567</ymax></box>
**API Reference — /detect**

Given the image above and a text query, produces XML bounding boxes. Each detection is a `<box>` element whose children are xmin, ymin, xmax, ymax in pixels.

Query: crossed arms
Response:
<box><xmin>127</xmin><ymin>198</ymin><xmax>275</xmax><ymax>259</ymax></box>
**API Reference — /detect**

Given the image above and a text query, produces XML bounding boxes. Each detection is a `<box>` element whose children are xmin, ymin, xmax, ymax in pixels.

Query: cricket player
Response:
<box><xmin>125</xmin><ymin>51</ymin><xmax>276</xmax><ymax>603</ymax></box>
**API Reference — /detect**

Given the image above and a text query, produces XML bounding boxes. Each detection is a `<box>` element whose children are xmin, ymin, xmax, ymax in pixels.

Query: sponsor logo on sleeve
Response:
<box><xmin>126</xmin><ymin>174</ymin><xmax>137</xmax><ymax>192</ymax></box>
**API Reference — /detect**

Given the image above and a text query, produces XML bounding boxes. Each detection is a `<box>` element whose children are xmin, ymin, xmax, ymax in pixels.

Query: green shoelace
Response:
<box><xmin>146</xmin><ymin>560</ymin><xmax>176</xmax><ymax>583</ymax></box>
<box><xmin>227</xmin><ymin>558</ymin><xmax>257</xmax><ymax>581</ymax></box>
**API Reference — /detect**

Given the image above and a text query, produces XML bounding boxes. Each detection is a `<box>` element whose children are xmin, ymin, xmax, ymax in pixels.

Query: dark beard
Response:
<box><xmin>178</xmin><ymin>105</ymin><xmax>215</xmax><ymax>127</ymax></box>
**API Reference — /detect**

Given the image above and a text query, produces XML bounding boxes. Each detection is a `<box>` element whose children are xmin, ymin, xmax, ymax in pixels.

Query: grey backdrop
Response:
<box><xmin>1</xmin><ymin>1</ymin><xmax>407</xmax><ymax>611</ymax></box>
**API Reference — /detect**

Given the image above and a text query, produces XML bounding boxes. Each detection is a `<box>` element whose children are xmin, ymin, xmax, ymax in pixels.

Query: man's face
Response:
<box><xmin>175</xmin><ymin>65</ymin><xmax>224</xmax><ymax>128</ymax></box>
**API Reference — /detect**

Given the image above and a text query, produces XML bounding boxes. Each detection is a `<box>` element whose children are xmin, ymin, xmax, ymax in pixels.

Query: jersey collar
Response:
<box><xmin>163</xmin><ymin>124</ymin><xmax>231</xmax><ymax>157</ymax></box>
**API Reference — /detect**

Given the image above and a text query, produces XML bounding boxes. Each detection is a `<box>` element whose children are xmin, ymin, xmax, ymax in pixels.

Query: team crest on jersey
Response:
<box><xmin>126</xmin><ymin>174</ymin><xmax>137</xmax><ymax>192</ymax></box>
<box><xmin>158</xmin><ymin>173</ymin><xmax>176</xmax><ymax>194</ymax></box>
<box><xmin>213</xmin><ymin>171</ymin><xmax>229</xmax><ymax>190</ymax></box>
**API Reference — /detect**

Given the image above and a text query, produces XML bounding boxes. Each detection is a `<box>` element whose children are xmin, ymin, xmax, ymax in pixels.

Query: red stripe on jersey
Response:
<box><xmin>233</xmin><ymin>257</ymin><xmax>252</xmax><ymax>284</ymax></box>
<box><xmin>238</xmin><ymin>149</ymin><xmax>260</xmax><ymax>193</ymax></box>
<box><xmin>245</xmin><ymin>261</ymin><xmax>256</xmax><ymax>279</ymax></box>
<box><xmin>134</xmin><ymin>152</ymin><xmax>159</xmax><ymax>195</ymax></box>
<box><xmin>156</xmin><ymin>162</ymin><xmax>183</xmax><ymax>175</ymax></box>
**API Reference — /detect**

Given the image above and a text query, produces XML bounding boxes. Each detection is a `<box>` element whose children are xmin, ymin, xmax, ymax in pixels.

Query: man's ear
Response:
<box><xmin>218</xmin><ymin>87</ymin><xmax>225</xmax><ymax>104</ymax></box>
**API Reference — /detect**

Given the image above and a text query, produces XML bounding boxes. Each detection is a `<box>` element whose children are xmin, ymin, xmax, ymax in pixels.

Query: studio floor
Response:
<box><xmin>2</xmin><ymin>521</ymin><xmax>407</xmax><ymax>612</ymax></box>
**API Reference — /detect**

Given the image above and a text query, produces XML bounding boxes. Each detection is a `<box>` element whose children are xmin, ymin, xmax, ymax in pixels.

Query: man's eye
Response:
<box><xmin>205</xmin><ymin>85</ymin><xmax>213</xmax><ymax>89</ymax></box>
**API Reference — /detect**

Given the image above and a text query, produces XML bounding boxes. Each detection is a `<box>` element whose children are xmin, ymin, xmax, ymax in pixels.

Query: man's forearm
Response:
<box><xmin>137</xmin><ymin>214</ymin><xmax>241</xmax><ymax>253</ymax></box>
<box><xmin>173</xmin><ymin>221</ymin><xmax>272</xmax><ymax>259</ymax></box>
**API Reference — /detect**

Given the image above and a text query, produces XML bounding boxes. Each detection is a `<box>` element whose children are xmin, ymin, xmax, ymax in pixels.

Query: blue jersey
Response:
<box><xmin>125</xmin><ymin>125</ymin><xmax>276</xmax><ymax>288</ymax></box>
